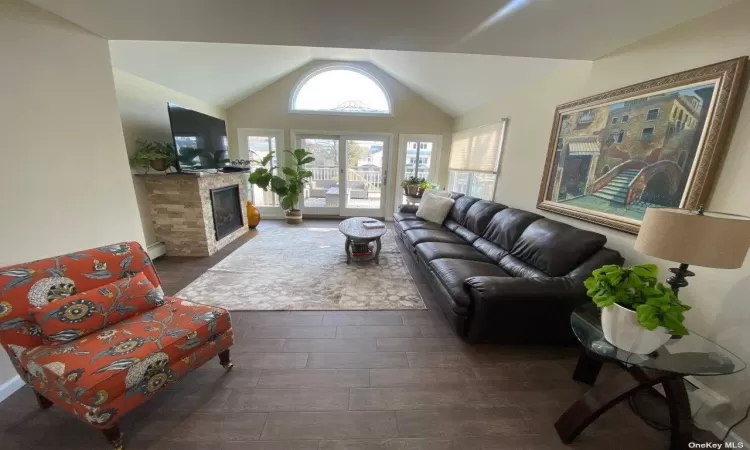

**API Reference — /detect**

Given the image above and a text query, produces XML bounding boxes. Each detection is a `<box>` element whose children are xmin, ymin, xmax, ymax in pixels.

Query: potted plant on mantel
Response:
<box><xmin>248</xmin><ymin>149</ymin><xmax>315</xmax><ymax>224</ymax></box>
<box><xmin>129</xmin><ymin>139</ymin><xmax>176</xmax><ymax>172</ymax></box>
<box><xmin>584</xmin><ymin>264</ymin><xmax>691</xmax><ymax>354</ymax></box>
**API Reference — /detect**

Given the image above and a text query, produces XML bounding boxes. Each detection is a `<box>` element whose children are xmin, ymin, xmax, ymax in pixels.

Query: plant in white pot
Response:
<box><xmin>584</xmin><ymin>264</ymin><xmax>691</xmax><ymax>354</ymax></box>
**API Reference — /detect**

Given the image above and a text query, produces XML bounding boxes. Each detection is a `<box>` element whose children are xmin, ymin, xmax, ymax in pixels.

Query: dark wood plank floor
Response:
<box><xmin>0</xmin><ymin>220</ymin><xmax>696</xmax><ymax>449</ymax></box>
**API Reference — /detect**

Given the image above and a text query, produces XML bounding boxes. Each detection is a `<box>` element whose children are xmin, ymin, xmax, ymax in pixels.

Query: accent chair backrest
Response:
<box><xmin>0</xmin><ymin>241</ymin><xmax>161</xmax><ymax>377</ymax></box>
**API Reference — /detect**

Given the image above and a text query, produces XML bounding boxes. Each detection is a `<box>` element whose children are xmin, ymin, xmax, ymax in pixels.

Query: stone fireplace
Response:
<box><xmin>141</xmin><ymin>172</ymin><xmax>248</xmax><ymax>256</ymax></box>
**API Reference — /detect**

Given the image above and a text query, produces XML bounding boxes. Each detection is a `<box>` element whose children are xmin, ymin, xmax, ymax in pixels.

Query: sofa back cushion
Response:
<box><xmin>32</xmin><ymin>272</ymin><xmax>165</xmax><ymax>343</ymax></box>
<box><xmin>464</xmin><ymin>200</ymin><xmax>507</xmax><ymax>235</ymax></box>
<box><xmin>482</xmin><ymin>208</ymin><xmax>543</xmax><ymax>251</ymax></box>
<box><xmin>509</xmin><ymin>219</ymin><xmax>607</xmax><ymax>276</ymax></box>
<box><xmin>448</xmin><ymin>195</ymin><xmax>480</xmax><ymax>225</ymax></box>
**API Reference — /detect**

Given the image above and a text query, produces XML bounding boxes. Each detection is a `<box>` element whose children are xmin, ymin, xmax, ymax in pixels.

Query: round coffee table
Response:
<box><xmin>338</xmin><ymin>217</ymin><xmax>387</xmax><ymax>264</ymax></box>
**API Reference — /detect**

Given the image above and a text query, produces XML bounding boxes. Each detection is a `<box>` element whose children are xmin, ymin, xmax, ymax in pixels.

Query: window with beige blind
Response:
<box><xmin>447</xmin><ymin>120</ymin><xmax>507</xmax><ymax>200</ymax></box>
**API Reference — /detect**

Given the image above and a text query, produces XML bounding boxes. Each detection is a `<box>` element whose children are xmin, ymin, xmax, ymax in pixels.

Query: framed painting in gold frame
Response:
<box><xmin>537</xmin><ymin>57</ymin><xmax>746</xmax><ymax>234</ymax></box>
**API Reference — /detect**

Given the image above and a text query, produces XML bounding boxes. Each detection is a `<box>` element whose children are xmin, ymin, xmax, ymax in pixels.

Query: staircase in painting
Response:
<box><xmin>592</xmin><ymin>169</ymin><xmax>640</xmax><ymax>204</ymax></box>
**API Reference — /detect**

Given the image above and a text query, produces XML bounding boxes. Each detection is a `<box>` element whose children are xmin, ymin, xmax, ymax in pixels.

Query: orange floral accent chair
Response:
<box><xmin>0</xmin><ymin>242</ymin><xmax>234</xmax><ymax>449</ymax></box>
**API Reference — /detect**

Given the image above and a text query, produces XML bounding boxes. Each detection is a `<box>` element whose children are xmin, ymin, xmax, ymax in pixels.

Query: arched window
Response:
<box><xmin>290</xmin><ymin>66</ymin><xmax>391</xmax><ymax>115</ymax></box>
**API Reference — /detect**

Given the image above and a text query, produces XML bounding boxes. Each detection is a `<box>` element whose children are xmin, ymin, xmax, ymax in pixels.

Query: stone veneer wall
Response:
<box><xmin>141</xmin><ymin>173</ymin><xmax>248</xmax><ymax>256</ymax></box>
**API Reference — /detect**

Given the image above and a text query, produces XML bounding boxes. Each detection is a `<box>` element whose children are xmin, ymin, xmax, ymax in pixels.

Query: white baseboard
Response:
<box><xmin>652</xmin><ymin>376</ymin><xmax>748</xmax><ymax>444</ymax></box>
<box><xmin>0</xmin><ymin>375</ymin><xmax>25</xmax><ymax>403</ymax></box>
<box><xmin>712</xmin><ymin>420</ymin><xmax>750</xmax><ymax>447</ymax></box>
<box><xmin>147</xmin><ymin>242</ymin><xmax>166</xmax><ymax>260</ymax></box>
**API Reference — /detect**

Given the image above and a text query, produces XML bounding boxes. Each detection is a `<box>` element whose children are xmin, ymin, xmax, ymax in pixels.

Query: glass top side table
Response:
<box><xmin>555</xmin><ymin>303</ymin><xmax>745</xmax><ymax>450</ymax></box>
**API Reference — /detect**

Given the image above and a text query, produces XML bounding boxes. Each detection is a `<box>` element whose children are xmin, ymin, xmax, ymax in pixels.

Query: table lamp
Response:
<box><xmin>635</xmin><ymin>207</ymin><xmax>750</xmax><ymax>294</ymax></box>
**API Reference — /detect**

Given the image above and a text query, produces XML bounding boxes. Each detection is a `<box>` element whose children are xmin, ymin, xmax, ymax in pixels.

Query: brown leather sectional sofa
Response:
<box><xmin>394</xmin><ymin>194</ymin><xmax>624</xmax><ymax>344</ymax></box>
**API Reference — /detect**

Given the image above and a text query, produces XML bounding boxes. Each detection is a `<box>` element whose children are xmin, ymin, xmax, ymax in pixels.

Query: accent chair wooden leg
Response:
<box><xmin>102</xmin><ymin>424</ymin><xmax>123</xmax><ymax>450</ymax></box>
<box><xmin>33</xmin><ymin>390</ymin><xmax>53</xmax><ymax>409</ymax></box>
<box><xmin>218</xmin><ymin>349</ymin><xmax>233</xmax><ymax>371</ymax></box>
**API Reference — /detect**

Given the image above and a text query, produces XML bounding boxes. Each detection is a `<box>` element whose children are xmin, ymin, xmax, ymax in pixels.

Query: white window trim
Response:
<box><xmin>447</xmin><ymin>170</ymin><xmax>499</xmax><ymax>201</ymax></box>
<box><xmin>288</xmin><ymin>64</ymin><xmax>393</xmax><ymax>117</ymax></box>
<box><xmin>237</xmin><ymin>128</ymin><xmax>286</xmax><ymax>218</ymax></box>
<box><xmin>290</xmin><ymin>129</ymin><xmax>396</xmax><ymax>217</ymax></box>
<box><xmin>396</xmin><ymin>133</ymin><xmax>443</xmax><ymax>184</ymax></box>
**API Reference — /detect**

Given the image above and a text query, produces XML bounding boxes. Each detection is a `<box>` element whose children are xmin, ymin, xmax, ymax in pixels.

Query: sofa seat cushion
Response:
<box><xmin>32</xmin><ymin>272</ymin><xmax>165</xmax><ymax>344</ymax></box>
<box><xmin>405</xmin><ymin>229</ymin><xmax>468</xmax><ymax>246</ymax></box>
<box><xmin>416</xmin><ymin>242</ymin><xmax>492</xmax><ymax>263</ymax></box>
<box><xmin>429</xmin><ymin>259</ymin><xmax>510</xmax><ymax>309</ymax></box>
<box><xmin>398</xmin><ymin>220</ymin><xmax>444</xmax><ymax>232</ymax></box>
<box><xmin>393</xmin><ymin>212</ymin><xmax>420</xmax><ymax>222</ymax></box>
<box><xmin>20</xmin><ymin>297</ymin><xmax>231</xmax><ymax>407</ymax></box>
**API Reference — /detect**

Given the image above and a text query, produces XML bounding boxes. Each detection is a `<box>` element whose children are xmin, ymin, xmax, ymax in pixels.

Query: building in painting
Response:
<box><xmin>551</xmin><ymin>108</ymin><xmax>608</xmax><ymax>201</ymax></box>
<box><xmin>598</xmin><ymin>92</ymin><xmax>701</xmax><ymax>175</ymax></box>
<box><xmin>551</xmin><ymin>87</ymin><xmax>711</xmax><ymax>212</ymax></box>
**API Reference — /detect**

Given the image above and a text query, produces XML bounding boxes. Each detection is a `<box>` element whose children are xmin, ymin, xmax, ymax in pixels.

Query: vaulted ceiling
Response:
<box><xmin>28</xmin><ymin>0</ymin><xmax>741</xmax><ymax>116</ymax></box>
<box><xmin>108</xmin><ymin>41</ymin><xmax>582</xmax><ymax>116</ymax></box>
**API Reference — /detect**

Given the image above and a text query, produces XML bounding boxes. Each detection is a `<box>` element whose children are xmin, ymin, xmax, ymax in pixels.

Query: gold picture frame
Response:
<box><xmin>537</xmin><ymin>57</ymin><xmax>747</xmax><ymax>234</ymax></box>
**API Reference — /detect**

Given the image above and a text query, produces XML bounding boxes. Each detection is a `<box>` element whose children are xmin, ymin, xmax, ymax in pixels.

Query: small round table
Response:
<box><xmin>556</xmin><ymin>303</ymin><xmax>745</xmax><ymax>450</ymax></box>
<box><xmin>338</xmin><ymin>217</ymin><xmax>387</xmax><ymax>264</ymax></box>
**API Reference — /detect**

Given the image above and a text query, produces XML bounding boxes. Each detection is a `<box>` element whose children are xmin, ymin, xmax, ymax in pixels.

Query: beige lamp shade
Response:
<box><xmin>635</xmin><ymin>208</ymin><xmax>750</xmax><ymax>269</ymax></box>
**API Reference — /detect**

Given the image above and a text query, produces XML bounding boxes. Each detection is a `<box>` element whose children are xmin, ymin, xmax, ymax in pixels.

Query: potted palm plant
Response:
<box><xmin>129</xmin><ymin>139</ymin><xmax>176</xmax><ymax>172</ymax></box>
<box><xmin>584</xmin><ymin>264</ymin><xmax>691</xmax><ymax>354</ymax></box>
<box><xmin>248</xmin><ymin>149</ymin><xmax>315</xmax><ymax>224</ymax></box>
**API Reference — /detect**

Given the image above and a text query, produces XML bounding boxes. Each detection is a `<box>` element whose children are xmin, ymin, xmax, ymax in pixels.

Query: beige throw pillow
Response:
<box><xmin>416</xmin><ymin>194</ymin><xmax>455</xmax><ymax>224</ymax></box>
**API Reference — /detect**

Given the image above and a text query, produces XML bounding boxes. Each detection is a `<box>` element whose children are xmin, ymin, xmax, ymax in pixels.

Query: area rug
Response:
<box><xmin>175</xmin><ymin>226</ymin><xmax>426</xmax><ymax>310</ymax></box>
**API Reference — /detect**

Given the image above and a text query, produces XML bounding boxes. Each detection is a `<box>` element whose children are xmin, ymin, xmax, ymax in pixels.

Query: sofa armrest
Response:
<box><xmin>399</xmin><ymin>204</ymin><xmax>419</xmax><ymax>213</ymax></box>
<box><xmin>464</xmin><ymin>276</ymin><xmax>585</xmax><ymax>344</ymax></box>
<box><xmin>465</xmin><ymin>276</ymin><xmax>583</xmax><ymax>303</ymax></box>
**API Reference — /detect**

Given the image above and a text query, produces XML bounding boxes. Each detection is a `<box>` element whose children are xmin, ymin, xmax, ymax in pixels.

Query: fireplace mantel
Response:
<box><xmin>140</xmin><ymin>173</ymin><xmax>248</xmax><ymax>256</ymax></box>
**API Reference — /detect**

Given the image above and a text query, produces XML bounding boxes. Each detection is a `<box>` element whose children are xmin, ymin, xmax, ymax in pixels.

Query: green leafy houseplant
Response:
<box><xmin>129</xmin><ymin>139</ymin><xmax>176</xmax><ymax>172</ymax></box>
<box><xmin>584</xmin><ymin>264</ymin><xmax>691</xmax><ymax>336</ymax></box>
<box><xmin>248</xmin><ymin>149</ymin><xmax>314</xmax><ymax>211</ymax></box>
<box><xmin>401</xmin><ymin>176</ymin><xmax>424</xmax><ymax>195</ymax></box>
<box><xmin>418</xmin><ymin>180</ymin><xmax>435</xmax><ymax>190</ymax></box>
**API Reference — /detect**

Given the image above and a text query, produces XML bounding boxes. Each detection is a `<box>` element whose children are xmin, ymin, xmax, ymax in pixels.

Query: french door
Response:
<box><xmin>396</xmin><ymin>134</ymin><xmax>443</xmax><ymax>207</ymax></box>
<box><xmin>294</xmin><ymin>132</ymin><xmax>390</xmax><ymax>217</ymax></box>
<box><xmin>237</xmin><ymin>128</ymin><xmax>285</xmax><ymax>217</ymax></box>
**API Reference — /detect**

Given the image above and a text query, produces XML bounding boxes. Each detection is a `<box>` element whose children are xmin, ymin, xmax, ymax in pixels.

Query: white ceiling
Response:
<box><xmin>36</xmin><ymin>0</ymin><xmax>739</xmax><ymax>116</ymax></box>
<box><xmin>109</xmin><ymin>41</ymin><xmax>583</xmax><ymax>116</ymax></box>
<box><xmin>30</xmin><ymin>0</ymin><xmax>737</xmax><ymax>60</ymax></box>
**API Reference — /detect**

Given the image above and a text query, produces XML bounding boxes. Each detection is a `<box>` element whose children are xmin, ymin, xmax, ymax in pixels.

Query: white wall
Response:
<box><xmin>227</xmin><ymin>60</ymin><xmax>455</xmax><ymax>211</ymax></box>
<box><xmin>456</xmin><ymin>0</ymin><xmax>750</xmax><ymax>438</ymax></box>
<box><xmin>112</xmin><ymin>68</ymin><xmax>227</xmax><ymax>247</ymax></box>
<box><xmin>0</xmin><ymin>0</ymin><xmax>145</xmax><ymax>387</ymax></box>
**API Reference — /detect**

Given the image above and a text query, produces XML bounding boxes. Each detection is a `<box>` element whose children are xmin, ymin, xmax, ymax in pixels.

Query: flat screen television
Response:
<box><xmin>167</xmin><ymin>103</ymin><xmax>229</xmax><ymax>172</ymax></box>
